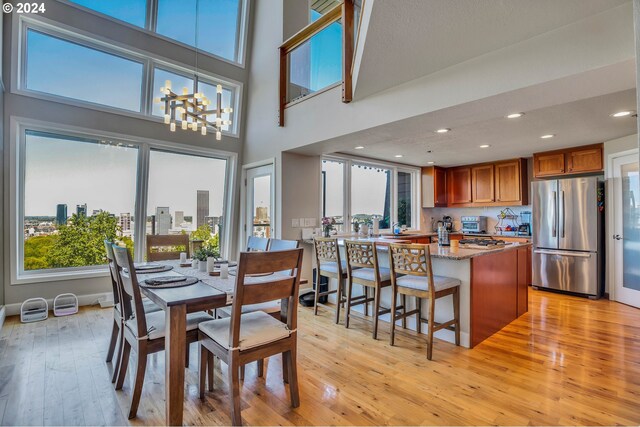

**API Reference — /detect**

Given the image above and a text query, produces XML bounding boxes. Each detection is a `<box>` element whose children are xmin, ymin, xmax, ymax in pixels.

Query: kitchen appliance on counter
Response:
<box><xmin>532</xmin><ymin>176</ymin><xmax>604</xmax><ymax>298</ymax></box>
<box><xmin>442</xmin><ymin>215</ymin><xmax>454</xmax><ymax>232</ymax></box>
<box><xmin>461</xmin><ymin>216</ymin><xmax>487</xmax><ymax>234</ymax></box>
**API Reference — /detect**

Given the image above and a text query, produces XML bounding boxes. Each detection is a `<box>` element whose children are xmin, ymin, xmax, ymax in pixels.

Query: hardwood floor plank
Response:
<box><xmin>0</xmin><ymin>289</ymin><xmax>639</xmax><ymax>426</ymax></box>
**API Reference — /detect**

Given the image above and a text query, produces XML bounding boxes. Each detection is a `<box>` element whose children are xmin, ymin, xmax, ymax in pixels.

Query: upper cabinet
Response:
<box><xmin>533</xmin><ymin>144</ymin><xmax>603</xmax><ymax>178</ymax></box>
<box><xmin>448</xmin><ymin>167</ymin><xmax>472</xmax><ymax>205</ymax></box>
<box><xmin>471</xmin><ymin>164</ymin><xmax>495</xmax><ymax>203</ymax></box>
<box><xmin>421</xmin><ymin>166</ymin><xmax>447</xmax><ymax>208</ymax></box>
<box><xmin>427</xmin><ymin>158</ymin><xmax>527</xmax><ymax>208</ymax></box>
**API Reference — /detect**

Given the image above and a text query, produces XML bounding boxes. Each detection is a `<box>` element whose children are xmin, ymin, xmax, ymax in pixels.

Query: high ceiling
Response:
<box><xmin>354</xmin><ymin>0</ymin><xmax>631</xmax><ymax>99</ymax></box>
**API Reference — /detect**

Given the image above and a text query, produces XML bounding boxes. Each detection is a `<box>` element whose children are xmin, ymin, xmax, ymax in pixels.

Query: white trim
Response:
<box><xmin>3</xmin><ymin>292</ymin><xmax>111</xmax><ymax>317</ymax></box>
<box><xmin>0</xmin><ymin>306</ymin><xmax>6</xmax><ymax>331</ymax></box>
<box><xmin>14</xmin><ymin>15</ymin><xmax>243</xmax><ymax>136</ymax></box>
<box><xmin>56</xmin><ymin>0</ymin><xmax>249</xmax><ymax>68</ymax></box>
<box><xmin>10</xmin><ymin>116</ymin><xmax>238</xmax><ymax>285</ymax></box>
<box><xmin>606</xmin><ymin>147</ymin><xmax>639</xmax><ymax>302</ymax></box>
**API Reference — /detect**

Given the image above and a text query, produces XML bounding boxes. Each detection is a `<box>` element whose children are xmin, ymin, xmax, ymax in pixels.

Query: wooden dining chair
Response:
<box><xmin>198</xmin><ymin>248</ymin><xmax>304</xmax><ymax>426</ymax></box>
<box><xmin>246</xmin><ymin>236</ymin><xmax>269</xmax><ymax>251</ymax></box>
<box><xmin>344</xmin><ymin>240</ymin><xmax>393</xmax><ymax>339</ymax></box>
<box><xmin>146</xmin><ymin>234</ymin><xmax>190</xmax><ymax>261</ymax></box>
<box><xmin>312</xmin><ymin>237</ymin><xmax>350</xmax><ymax>323</ymax></box>
<box><xmin>104</xmin><ymin>241</ymin><xmax>161</xmax><ymax>384</ymax></box>
<box><xmin>111</xmin><ymin>245</ymin><xmax>214</xmax><ymax>419</ymax></box>
<box><xmin>388</xmin><ymin>243</ymin><xmax>461</xmax><ymax>360</ymax></box>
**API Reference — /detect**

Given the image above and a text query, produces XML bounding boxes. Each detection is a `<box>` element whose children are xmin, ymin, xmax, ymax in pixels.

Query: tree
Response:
<box><xmin>24</xmin><ymin>234</ymin><xmax>57</xmax><ymax>270</ymax></box>
<box><xmin>46</xmin><ymin>212</ymin><xmax>119</xmax><ymax>268</ymax></box>
<box><xmin>190</xmin><ymin>224</ymin><xmax>220</xmax><ymax>253</ymax></box>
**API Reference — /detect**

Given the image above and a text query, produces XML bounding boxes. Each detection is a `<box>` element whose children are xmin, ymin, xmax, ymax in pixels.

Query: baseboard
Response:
<box><xmin>0</xmin><ymin>306</ymin><xmax>6</xmax><ymax>331</ymax></box>
<box><xmin>4</xmin><ymin>292</ymin><xmax>111</xmax><ymax>317</ymax></box>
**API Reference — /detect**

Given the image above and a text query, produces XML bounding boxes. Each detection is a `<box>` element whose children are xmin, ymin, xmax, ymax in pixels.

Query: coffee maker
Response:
<box><xmin>442</xmin><ymin>215</ymin><xmax>454</xmax><ymax>232</ymax></box>
<box><xmin>518</xmin><ymin>211</ymin><xmax>532</xmax><ymax>236</ymax></box>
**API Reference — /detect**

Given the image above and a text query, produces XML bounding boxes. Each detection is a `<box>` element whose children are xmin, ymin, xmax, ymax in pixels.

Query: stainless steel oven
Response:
<box><xmin>461</xmin><ymin>216</ymin><xmax>487</xmax><ymax>234</ymax></box>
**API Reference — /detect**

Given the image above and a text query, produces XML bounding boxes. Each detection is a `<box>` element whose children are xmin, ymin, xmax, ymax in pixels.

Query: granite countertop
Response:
<box><xmin>429</xmin><ymin>242</ymin><xmax>532</xmax><ymax>260</ymax></box>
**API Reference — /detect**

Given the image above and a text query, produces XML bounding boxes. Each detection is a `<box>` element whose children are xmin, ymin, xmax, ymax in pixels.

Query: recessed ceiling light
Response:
<box><xmin>540</xmin><ymin>134</ymin><xmax>555</xmax><ymax>139</ymax></box>
<box><xmin>506</xmin><ymin>112</ymin><xmax>524</xmax><ymax>119</ymax></box>
<box><xmin>435</xmin><ymin>128</ymin><xmax>451</xmax><ymax>134</ymax></box>
<box><xmin>479</xmin><ymin>144</ymin><xmax>491</xmax><ymax>148</ymax></box>
<box><xmin>354</xmin><ymin>146</ymin><xmax>364</xmax><ymax>149</ymax></box>
<box><xmin>395</xmin><ymin>154</ymin><xmax>403</xmax><ymax>158</ymax></box>
<box><xmin>427</xmin><ymin>161</ymin><xmax>435</xmax><ymax>165</ymax></box>
<box><xmin>611</xmin><ymin>110</ymin><xmax>635</xmax><ymax>118</ymax></box>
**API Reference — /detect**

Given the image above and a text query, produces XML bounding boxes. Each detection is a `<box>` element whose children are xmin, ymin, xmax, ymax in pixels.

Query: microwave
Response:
<box><xmin>461</xmin><ymin>216</ymin><xmax>487</xmax><ymax>233</ymax></box>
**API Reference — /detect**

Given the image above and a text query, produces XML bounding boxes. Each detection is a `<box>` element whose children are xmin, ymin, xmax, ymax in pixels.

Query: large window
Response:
<box><xmin>23</xmin><ymin>131</ymin><xmax>138</xmax><ymax>271</ymax></box>
<box><xmin>321</xmin><ymin>157</ymin><xmax>419</xmax><ymax>232</ymax></box>
<box><xmin>17</xmin><ymin>126</ymin><xmax>233</xmax><ymax>279</ymax></box>
<box><xmin>68</xmin><ymin>0</ymin><xmax>147</xmax><ymax>27</ymax></box>
<box><xmin>146</xmin><ymin>150</ymin><xmax>227</xmax><ymax>256</ymax></box>
<box><xmin>68</xmin><ymin>0</ymin><xmax>247</xmax><ymax>64</ymax></box>
<box><xmin>25</xmin><ymin>29</ymin><xmax>144</xmax><ymax>112</ymax></box>
<box><xmin>21</xmin><ymin>23</ymin><xmax>240</xmax><ymax>135</ymax></box>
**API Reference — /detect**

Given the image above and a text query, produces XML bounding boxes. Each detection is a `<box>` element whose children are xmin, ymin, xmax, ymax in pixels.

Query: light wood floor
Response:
<box><xmin>1</xmin><ymin>288</ymin><xmax>639</xmax><ymax>426</ymax></box>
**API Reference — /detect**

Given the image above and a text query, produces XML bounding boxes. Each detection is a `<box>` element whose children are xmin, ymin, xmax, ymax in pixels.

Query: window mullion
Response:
<box><xmin>147</xmin><ymin>0</ymin><xmax>158</xmax><ymax>32</ymax></box>
<box><xmin>134</xmin><ymin>144</ymin><xmax>150</xmax><ymax>262</ymax></box>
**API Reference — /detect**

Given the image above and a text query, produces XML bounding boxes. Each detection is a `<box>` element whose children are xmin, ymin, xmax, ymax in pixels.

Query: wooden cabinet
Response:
<box><xmin>471</xmin><ymin>165</ymin><xmax>494</xmax><ymax>203</ymax></box>
<box><xmin>447</xmin><ymin>167</ymin><xmax>472</xmax><ymax>205</ymax></box>
<box><xmin>495</xmin><ymin>160</ymin><xmax>526</xmax><ymax>204</ymax></box>
<box><xmin>567</xmin><ymin>146</ymin><xmax>603</xmax><ymax>174</ymax></box>
<box><xmin>534</xmin><ymin>152</ymin><xmax>565</xmax><ymax>177</ymax></box>
<box><xmin>533</xmin><ymin>144</ymin><xmax>603</xmax><ymax>178</ymax></box>
<box><xmin>440</xmin><ymin>159</ymin><xmax>527</xmax><ymax>207</ymax></box>
<box><xmin>421</xmin><ymin>166</ymin><xmax>447</xmax><ymax>208</ymax></box>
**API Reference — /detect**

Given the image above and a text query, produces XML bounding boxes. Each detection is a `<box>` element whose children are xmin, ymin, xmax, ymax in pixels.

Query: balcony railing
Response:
<box><xmin>278</xmin><ymin>0</ymin><xmax>355</xmax><ymax>126</ymax></box>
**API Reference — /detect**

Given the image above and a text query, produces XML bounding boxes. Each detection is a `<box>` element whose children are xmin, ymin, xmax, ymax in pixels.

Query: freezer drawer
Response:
<box><xmin>533</xmin><ymin>249</ymin><xmax>599</xmax><ymax>296</ymax></box>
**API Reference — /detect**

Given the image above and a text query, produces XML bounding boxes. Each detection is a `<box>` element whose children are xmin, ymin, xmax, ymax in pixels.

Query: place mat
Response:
<box><xmin>141</xmin><ymin>276</ymin><xmax>199</xmax><ymax>289</ymax></box>
<box><xmin>135</xmin><ymin>265</ymin><xmax>174</xmax><ymax>274</ymax></box>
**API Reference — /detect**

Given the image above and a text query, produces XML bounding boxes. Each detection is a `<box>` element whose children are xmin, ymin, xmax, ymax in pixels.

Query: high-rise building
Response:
<box><xmin>119</xmin><ymin>212</ymin><xmax>131</xmax><ymax>231</ymax></box>
<box><xmin>206</xmin><ymin>216</ymin><xmax>221</xmax><ymax>234</ymax></box>
<box><xmin>255</xmin><ymin>206</ymin><xmax>269</xmax><ymax>223</ymax></box>
<box><xmin>92</xmin><ymin>209</ymin><xmax>103</xmax><ymax>216</ymax></box>
<box><xmin>155</xmin><ymin>207</ymin><xmax>171</xmax><ymax>235</ymax></box>
<box><xmin>56</xmin><ymin>204</ymin><xmax>67</xmax><ymax>225</ymax></box>
<box><xmin>76</xmin><ymin>203</ymin><xmax>87</xmax><ymax>217</ymax></box>
<box><xmin>197</xmin><ymin>190</ymin><xmax>209</xmax><ymax>228</ymax></box>
<box><xmin>174</xmin><ymin>210</ymin><xmax>185</xmax><ymax>226</ymax></box>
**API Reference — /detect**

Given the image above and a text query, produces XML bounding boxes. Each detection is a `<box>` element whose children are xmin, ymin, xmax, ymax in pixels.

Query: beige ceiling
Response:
<box><xmin>354</xmin><ymin>0</ymin><xmax>631</xmax><ymax>99</ymax></box>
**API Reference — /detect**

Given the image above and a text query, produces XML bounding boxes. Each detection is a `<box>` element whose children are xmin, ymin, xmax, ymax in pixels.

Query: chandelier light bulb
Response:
<box><xmin>216</xmin><ymin>131</ymin><xmax>222</xmax><ymax>140</ymax></box>
<box><xmin>165</xmin><ymin>80</ymin><xmax>172</xmax><ymax>90</ymax></box>
<box><xmin>182</xmin><ymin>87</ymin><xmax>189</xmax><ymax>95</ymax></box>
<box><xmin>169</xmin><ymin>121</ymin><xmax>176</xmax><ymax>132</ymax></box>
<box><xmin>216</xmin><ymin>84</ymin><xmax>223</xmax><ymax>94</ymax></box>
<box><xmin>181</xmin><ymin>120</ymin><xmax>188</xmax><ymax>130</ymax></box>
<box><xmin>192</xmin><ymin>122</ymin><xmax>198</xmax><ymax>131</ymax></box>
<box><xmin>201</xmin><ymin>126</ymin><xmax>207</xmax><ymax>136</ymax></box>
<box><xmin>164</xmin><ymin>114</ymin><xmax>170</xmax><ymax>124</ymax></box>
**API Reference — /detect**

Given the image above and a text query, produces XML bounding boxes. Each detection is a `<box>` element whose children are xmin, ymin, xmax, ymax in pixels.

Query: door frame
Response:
<box><xmin>240</xmin><ymin>158</ymin><xmax>277</xmax><ymax>253</ymax></box>
<box><xmin>606</xmin><ymin>148</ymin><xmax>639</xmax><ymax>302</ymax></box>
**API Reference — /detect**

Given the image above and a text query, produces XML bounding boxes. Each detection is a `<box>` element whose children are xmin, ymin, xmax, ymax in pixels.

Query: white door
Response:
<box><xmin>613</xmin><ymin>152</ymin><xmax>640</xmax><ymax>308</ymax></box>
<box><xmin>245</xmin><ymin>164</ymin><xmax>274</xmax><ymax>241</ymax></box>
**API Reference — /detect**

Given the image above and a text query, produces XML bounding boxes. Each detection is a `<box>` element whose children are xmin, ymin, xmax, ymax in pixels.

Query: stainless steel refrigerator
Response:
<box><xmin>532</xmin><ymin>176</ymin><xmax>603</xmax><ymax>297</ymax></box>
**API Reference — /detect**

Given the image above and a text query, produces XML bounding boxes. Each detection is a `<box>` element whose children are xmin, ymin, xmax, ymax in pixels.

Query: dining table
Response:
<box><xmin>138</xmin><ymin>260</ymin><xmax>237</xmax><ymax>426</ymax></box>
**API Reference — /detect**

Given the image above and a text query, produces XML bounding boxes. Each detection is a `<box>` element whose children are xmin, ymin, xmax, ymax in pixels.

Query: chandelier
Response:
<box><xmin>154</xmin><ymin>0</ymin><xmax>231</xmax><ymax>140</ymax></box>
<box><xmin>155</xmin><ymin>82</ymin><xmax>232</xmax><ymax>140</ymax></box>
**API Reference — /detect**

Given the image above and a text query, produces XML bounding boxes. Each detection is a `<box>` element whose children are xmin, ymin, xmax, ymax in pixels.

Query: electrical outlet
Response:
<box><xmin>299</xmin><ymin>218</ymin><xmax>305</xmax><ymax>227</ymax></box>
<box><xmin>292</xmin><ymin>218</ymin><xmax>300</xmax><ymax>228</ymax></box>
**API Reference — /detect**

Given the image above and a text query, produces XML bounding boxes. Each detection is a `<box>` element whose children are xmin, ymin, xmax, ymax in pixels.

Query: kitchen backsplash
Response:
<box><xmin>421</xmin><ymin>206</ymin><xmax>532</xmax><ymax>234</ymax></box>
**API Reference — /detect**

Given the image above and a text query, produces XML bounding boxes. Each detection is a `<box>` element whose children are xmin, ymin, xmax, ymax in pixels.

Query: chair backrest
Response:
<box><xmin>146</xmin><ymin>234</ymin><xmax>190</xmax><ymax>261</ymax></box>
<box><xmin>247</xmin><ymin>236</ymin><xmax>269</xmax><ymax>252</ymax></box>
<box><xmin>229</xmin><ymin>248</ymin><xmax>304</xmax><ymax>349</ymax></box>
<box><xmin>268</xmin><ymin>238</ymin><xmax>299</xmax><ymax>251</ymax></box>
<box><xmin>112</xmin><ymin>244</ymin><xmax>148</xmax><ymax>337</ymax></box>
<box><xmin>104</xmin><ymin>240</ymin><xmax>121</xmax><ymax>306</ymax></box>
<box><xmin>388</xmin><ymin>243</ymin><xmax>435</xmax><ymax>295</ymax></box>
<box><xmin>344</xmin><ymin>240</ymin><xmax>378</xmax><ymax>269</ymax></box>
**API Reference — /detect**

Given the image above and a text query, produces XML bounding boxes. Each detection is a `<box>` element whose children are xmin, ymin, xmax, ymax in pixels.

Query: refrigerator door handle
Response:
<box><xmin>534</xmin><ymin>249</ymin><xmax>592</xmax><ymax>258</ymax></box>
<box><xmin>560</xmin><ymin>190</ymin><xmax>565</xmax><ymax>239</ymax></box>
<box><xmin>552</xmin><ymin>191</ymin><xmax>557</xmax><ymax>237</ymax></box>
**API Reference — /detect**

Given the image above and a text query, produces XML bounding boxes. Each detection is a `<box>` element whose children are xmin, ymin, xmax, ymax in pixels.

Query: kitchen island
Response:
<box><xmin>328</xmin><ymin>239</ymin><xmax>531</xmax><ymax>348</ymax></box>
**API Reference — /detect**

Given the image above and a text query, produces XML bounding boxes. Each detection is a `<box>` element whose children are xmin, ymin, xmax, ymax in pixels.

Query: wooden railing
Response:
<box><xmin>278</xmin><ymin>0</ymin><xmax>354</xmax><ymax>126</ymax></box>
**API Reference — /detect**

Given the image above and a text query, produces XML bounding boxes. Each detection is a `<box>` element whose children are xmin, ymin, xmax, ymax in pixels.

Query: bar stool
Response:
<box><xmin>344</xmin><ymin>240</ymin><xmax>393</xmax><ymax>339</ymax></box>
<box><xmin>388</xmin><ymin>243</ymin><xmax>461</xmax><ymax>360</ymax></box>
<box><xmin>313</xmin><ymin>237</ymin><xmax>349</xmax><ymax>323</ymax></box>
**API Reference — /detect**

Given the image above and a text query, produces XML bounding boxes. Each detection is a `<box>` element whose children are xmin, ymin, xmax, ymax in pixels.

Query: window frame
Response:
<box><xmin>58</xmin><ymin>0</ymin><xmax>250</xmax><ymax>67</ymax></box>
<box><xmin>10</xmin><ymin>116</ymin><xmax>238</xmax><ymax>285</ymax></box>
<box><xmin>320</xmin><ymin>154</ymin><xmax>421</xmax><ymax>232</ymax></box>
<box><xmin>14</xmin><ymin>15</ymin><xmax>243</xmax><ymax>136</ymax></box>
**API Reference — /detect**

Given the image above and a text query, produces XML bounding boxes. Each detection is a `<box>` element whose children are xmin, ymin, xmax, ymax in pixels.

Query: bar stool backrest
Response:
<box><xmin>388</xmin><ymin>243</ymin><xmax>435</xmax><ymax>296</ymax></box>
<box><xmin>344</xmin><ymin>240</ymin><xmax>377</xmax><ymax>269</ymax></box>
